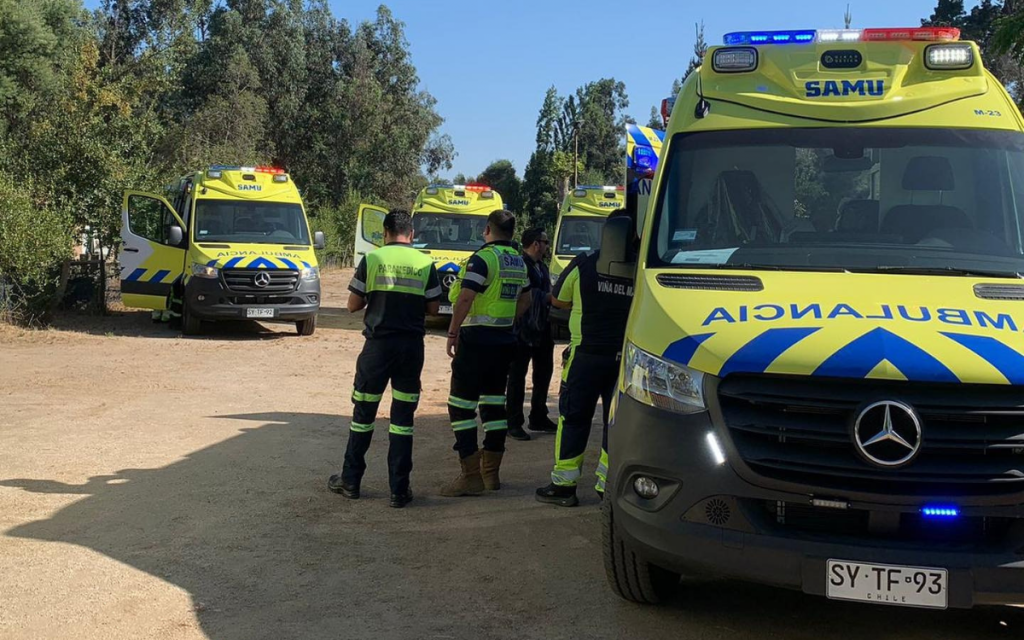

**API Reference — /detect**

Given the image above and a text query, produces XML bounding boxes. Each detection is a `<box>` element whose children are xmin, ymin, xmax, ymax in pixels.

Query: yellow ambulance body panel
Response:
<box><xmin>549</xmin><ymin>185</ymin><xmax>624</xmax><ymax>281</ymax></box>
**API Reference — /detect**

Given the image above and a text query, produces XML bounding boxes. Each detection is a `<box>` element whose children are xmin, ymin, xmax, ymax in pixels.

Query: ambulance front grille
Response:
<box><xmin>221</xmin><ymin>269</ymin><xmax>299</xmax><ymax>293</ymax></box>
<box><xmin>718</xmin><ymin>375</ymin><xmax>1024</xmax><ymax>497</ymax></box>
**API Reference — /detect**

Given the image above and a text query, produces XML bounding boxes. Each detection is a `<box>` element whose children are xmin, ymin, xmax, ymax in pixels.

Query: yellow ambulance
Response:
<box><xmin>356</xmin><ymin>184</ymin><xmax>503</xmax><ymax>314</ymax></box>
<box><xmin>601</xmin><ymin>27</ymin><xmax>1024</xmax><ymax>609</ymax></box>
<box><xmin>121</xmin><ymin>166</ymin><xmax>324</xmax><ymax>336</ymax></box>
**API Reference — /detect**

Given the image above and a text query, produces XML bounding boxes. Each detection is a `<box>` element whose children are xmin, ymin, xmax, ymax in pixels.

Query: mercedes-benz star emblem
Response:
<box><xmin>442</xmin><ymin>273</ymin><xmax>458</xmax><ymax>288</ymax></box>
<box><xmin>254</xmin><ymin>271</ymin><xmax>272</xmax><ymax>288</ymax></box>
<box><xmin>851</xmin><ymin>400</ymin><xmax>923</xmax><ymax>468</ymax></box>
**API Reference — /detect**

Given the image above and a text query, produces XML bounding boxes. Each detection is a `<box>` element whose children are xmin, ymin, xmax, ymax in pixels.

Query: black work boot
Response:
<box><xmin>327</xmin><ymin>474</ymin><xmax>360</xmax><ymax>499</ymax></box>
<box><xmin>507</xmin><ymin>423</ymin><xmax>532</xmax><ymax>441</ymax></box>
<box><xmin>389</xmin><ymin>489</ymin><xmax>413</xmax><ymax>509</ymax></box>
<box><xmin>535</xmin><ymin>483</ymin><xmax>579</xmax><ymax>507</ymax></box>
<box><xmin>528</xmin><ymin>416</ymin><xmax>558</xmax><ymax>433</ymax></box>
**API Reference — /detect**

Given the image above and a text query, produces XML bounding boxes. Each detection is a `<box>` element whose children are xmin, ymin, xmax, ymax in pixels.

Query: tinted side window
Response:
<box><xmin>128</xmin><ymin>195</ymin><xmax>173</xmax><ymax>245</ymax></box>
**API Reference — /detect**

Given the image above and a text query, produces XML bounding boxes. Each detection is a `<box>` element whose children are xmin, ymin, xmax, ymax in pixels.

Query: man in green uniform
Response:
<box><xmin>328</xmin><ymin>210</ymin><xmax>440</xmax><ymax>508</ymax></box>
<box><xmin>441</xmin><ymin>209</ymin><xmax>532</xmax><ymax>496</ymax></box>
<box><xmin>536</xmin><ymin>210</ymin><xmax>637</xmax><ymax>507</ymax></box>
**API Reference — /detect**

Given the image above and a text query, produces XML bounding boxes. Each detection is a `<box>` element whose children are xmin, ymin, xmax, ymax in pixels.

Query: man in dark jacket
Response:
<box><xmin>506</xmin><ymin>227</ymin><xmax>557</xmax><ymax>441</ymax></box>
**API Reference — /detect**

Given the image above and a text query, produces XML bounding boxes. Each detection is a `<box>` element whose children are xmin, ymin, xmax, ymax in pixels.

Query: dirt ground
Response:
<box><xmin>1</xmin><ymin>269</ymin><xmax>1022</xmax><ymax>640</ymax></box>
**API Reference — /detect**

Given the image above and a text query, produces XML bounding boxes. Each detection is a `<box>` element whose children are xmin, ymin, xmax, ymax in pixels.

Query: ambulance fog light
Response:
<box><xmin>712</xmin><ymin>47</ymin><xmax>758</xmax><ymax>73</ymax></box>
<box><xmin>926</xmin><ymin>44</ymin><xmax>973</xmax><ymax>69</ymax></box>
<box><xmin>633</xmin><ymin>477</ymin><xmax>660</xmax><ymax>499</ymax></box>
<box><xmin>197</xmin><ymin>295</ymin><xmax>206</xmax><ymax>302</ymax></box>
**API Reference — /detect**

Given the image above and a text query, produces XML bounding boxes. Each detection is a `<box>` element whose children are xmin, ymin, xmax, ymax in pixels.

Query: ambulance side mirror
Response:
<box><xmin>597</xmin><ymin>216</ymin><xmax>635</xmax><ymax>281</ymax></box>
<box><xmin>314</xmin><ymin>231</ymin><xmax>326</xmax><ymax>250</ymax></box>
<box><xmin>167</xmin><ymin>225</ymin><xmax>184</xmax><ymax>248</ymax></box>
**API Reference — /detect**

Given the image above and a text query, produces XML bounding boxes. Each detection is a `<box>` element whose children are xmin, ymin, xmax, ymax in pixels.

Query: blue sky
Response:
<box><xmin>84</xmin><ymin>0</ymin><xmax>943</xmax><ymax>178</ymax></box>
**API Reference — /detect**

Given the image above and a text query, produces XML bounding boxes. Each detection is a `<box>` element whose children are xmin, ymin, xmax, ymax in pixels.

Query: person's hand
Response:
<box><xmin>446</xmin><ymin>332</ymin><xmax>459</xmax><ymax>358</ymax></box>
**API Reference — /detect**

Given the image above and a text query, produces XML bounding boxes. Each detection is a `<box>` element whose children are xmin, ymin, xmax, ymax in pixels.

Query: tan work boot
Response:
<box><xmin>480</xmin><ymin>450</ymin><xmax>503</xmax><ymax>490</ymax></box>
<box><xmin>440</xmin><ymin>451</ymin><xmax>484</xmax><ymax>497</ymax></box>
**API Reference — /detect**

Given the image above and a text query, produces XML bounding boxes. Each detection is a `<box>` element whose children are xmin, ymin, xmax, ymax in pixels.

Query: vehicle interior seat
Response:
<box><xmin>835</xmin><ymin>199</ymin><xmax>880</xmax><ymax>233</ymax></box>
<box><xmin>881</xmin><ymin>156</ymin><xmax>971</xmax><ymax>243</ymax></box>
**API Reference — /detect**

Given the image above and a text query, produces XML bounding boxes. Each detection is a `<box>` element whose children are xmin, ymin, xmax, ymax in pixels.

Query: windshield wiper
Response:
<box><xmin>676</xmin><ymin>263</ymin><xmax>848</xmax><ymax>273</ymax></box>
<box><xmin>865</xmin><ymin>266</ymin><xmax>1024</xmax><ymax>279</ymax></box>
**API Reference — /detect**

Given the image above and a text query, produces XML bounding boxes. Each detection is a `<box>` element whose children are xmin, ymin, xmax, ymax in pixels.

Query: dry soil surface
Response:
<box><xmin>0</xmin><ymin>269</ymin><xmax>1021</xmax><ymax>640</ymax></box>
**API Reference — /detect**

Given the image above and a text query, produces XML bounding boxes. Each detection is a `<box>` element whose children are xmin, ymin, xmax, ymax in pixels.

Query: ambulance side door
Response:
<box><xmin>120</xmin><ymin>191</ymin><xmax>187</xmax><ymax>310</ymax></box>
<box><xmin>354</xmin><ymin>204</ymin><xmax>387</xmax><ymax>262</ymax></box>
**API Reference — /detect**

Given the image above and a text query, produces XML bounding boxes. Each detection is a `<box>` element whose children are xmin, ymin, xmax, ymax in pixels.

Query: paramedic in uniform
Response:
<box><xmin>536</xmin><ymin>209</ymin><xmax>636</xmax><ymax>507</ymax></box>
<box><xmin>328</xmin><ymin>210</ymin><xmax>441</xmax><ymax>508</ymax></box>
<box><xmin>441</xmin><ymin>209</ymin><xmax>532</xmax><ymax>497</ymax></box>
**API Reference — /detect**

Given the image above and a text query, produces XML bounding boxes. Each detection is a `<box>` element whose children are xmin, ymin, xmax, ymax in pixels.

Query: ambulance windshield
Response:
<box><xmin>412</xmin><ymin>213</ymin><xmax>488</xmax><ymax>251</ymax></box>
<box><xmin>650</xmin><ymin>128</ymin><xmax>1024</xmax><ymax>277</ymax></box>
<box><xmin>194</xmin><ymin>200</ymin><xmax>309</xmax><ymax>245</ymax></box>
<box><xmin>556</xmin><ymin>216</ymin><xmax>605</xmax><ymax>256</ymax></box>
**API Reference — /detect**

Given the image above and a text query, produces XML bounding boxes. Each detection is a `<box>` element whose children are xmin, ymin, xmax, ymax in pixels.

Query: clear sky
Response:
<box><xmin>84</xmin><ymin>0</ymin><xmax>944</xmax><ymax>178</ymax></box>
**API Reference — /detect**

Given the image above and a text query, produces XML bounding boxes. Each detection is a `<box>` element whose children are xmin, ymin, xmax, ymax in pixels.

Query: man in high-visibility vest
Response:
<box><xmin>328</xmin><ymin>210</ymin><xmax>441</xmax><ymax>508</ymax></box>
<box><xmin>441</xmin><ymin>209</ymin><xmax>532</xmax><ymax>496</ymax></box>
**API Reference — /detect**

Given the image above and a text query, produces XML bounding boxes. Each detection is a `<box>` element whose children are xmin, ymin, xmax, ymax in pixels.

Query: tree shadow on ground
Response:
<box><xmin>2</xmin><ymin>412</ymin><xmax>1021</xmax><ymax>640</ymax></box>
<box><xmin>50</xmin><ymin>310</ymin><xmax>299</xmax><ymax>341</ymax></box>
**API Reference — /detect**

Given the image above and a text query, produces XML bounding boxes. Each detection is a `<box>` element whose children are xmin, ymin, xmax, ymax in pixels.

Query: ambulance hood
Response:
<box><xmin>192</xmin><ymin>243</ymin><xmax>318</xmax><ymax>270</ymax></box>
<box><xmin>702</xmin><ymin>41</ymin><xmax>988</xmax><ymax>123</ymax></box>
<box><xmin>638</xmin><ymin>270</ymin><xmax>1024</xmax><ymax>385</ymax></box>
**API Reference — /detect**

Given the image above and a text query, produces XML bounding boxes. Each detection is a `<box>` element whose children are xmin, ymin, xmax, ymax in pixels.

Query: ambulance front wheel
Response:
<box><xmin>296</xmin><ymin>315</ymin><xmax>317</xmax><ymax>336</ymax></box>
<box><xmin>603</xmin><ymin>498</ymin><xmax>680</xmax><ymax>605</ymax></box>
<box><xmin>181</xmin><ymin>300</ymin><xmax>203</xmax><ymax>336</ymax></box>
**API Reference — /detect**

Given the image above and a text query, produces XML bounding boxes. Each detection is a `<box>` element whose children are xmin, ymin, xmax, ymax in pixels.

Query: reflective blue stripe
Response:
<box><xmin>279</xmin><ymin>258</ymin><xmax>298</xmax><ymax>270</ymax></box>
<box><xmin>663</xmin><ymin>333</ymin><xmax>714</xmax><ymax>366</ymax></box>
<box><xmin>815</xmin><ymin>327</ymin><xmax>958</xmax><ymax>383</ymax></box>
<box><xmin>125</xmin><ymin>268</ymin><xmax>146</xmax><ymax>282</ymax></box>
<box><xmin>942</xmin><ymin>333</ymin><xmax>1024</xmax><ymax>385</ymax></box>
<box><xmin>248</xmin><ymin>257</ymin><xmax>277</xmax><ymax>269</ymax></box>
<box><xmin>149</xmin><ymin>269</ymin><xmax>171</xmax><ymax>283</ymax></box>
<box><xmin>224</xmin><ymin>257</ymin><xmax>243</xmax><ymax>268</ymax></box>
<box><xmin>438</xmin><ymin>261</ymin><xmax>461</xmax><ymax>273</ymax></box>
<box><xmin>719</xmin><ymin>328</ymin><xmax>819</xmax><ymax>378</ymax></box>
<box><xmin>302</xmin><ymin>261</ymin><xmax>312</xmax><ymax>269</ymax></box>
<box><xmin>206</xmin><ymin>259</ymin><xmax>219</xmax><ymax>267</ymax></box>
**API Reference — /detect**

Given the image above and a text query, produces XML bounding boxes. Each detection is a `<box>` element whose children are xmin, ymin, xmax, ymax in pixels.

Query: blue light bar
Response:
<box><xmin>724</xmin><ymin>30</ymin><xmax>816</xmax><ymax>45</ymax></box>
<box><xmin>921</xmin><ymin>506</ymin><xmax>960</xmax><ymax>519</ymax></box>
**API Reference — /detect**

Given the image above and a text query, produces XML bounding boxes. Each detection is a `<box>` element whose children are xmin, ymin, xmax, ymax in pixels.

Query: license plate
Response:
<box><xmin>439</xmin><ymin>304</ymin><xmax>453</xmax><ymax>315</ymax></box>
<box><xmin>246</xmin><ymin>308</ymin><xmax>275</xmax><ymax>319</ymax></box>
<box><xmin>827</xmin><ymin>560</ymin><xmax>948</xmax><ymax>609</ymax></box>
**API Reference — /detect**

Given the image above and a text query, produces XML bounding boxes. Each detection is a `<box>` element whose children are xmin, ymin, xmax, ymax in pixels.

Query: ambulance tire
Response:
<box><xmin>181</xmin><ymin>300</ymin><xmax>202</xmax><ymax>336</ymax></box>
<box><xmin>296</xmin><ymin>316</ymin><xmax>316</xmax><ymax>336</ymax></box>
<box><xmin>603</xmin><ymin>498</ymin><xmax>679</xmax><ymax>605</ymax></box>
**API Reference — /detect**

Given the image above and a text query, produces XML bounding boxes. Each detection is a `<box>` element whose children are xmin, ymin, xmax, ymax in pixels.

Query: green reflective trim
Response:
<box><xmin>393</xmin><ymin>389</ymin><xmax>420</xmax><ymax>403</ymax></box>
<box><xmin>451</xmin><ymin>419</ymin><xmax>477</xmax><ymax>432</ymax></box>
<box><xmin>389</xmin><ymin>424</ymin><xmax>414</xmax><ymax>436</ymax></box>
<box><xmin>551</xmin><ymin>466</ymin><xmax>582</xmax><ymax>487</ymax></box>
<box><xmin>482</xmin><ymin>420</ymin><xmax>508</xmax><ymax>432</ymax></box>
<box><xmin>350</xmin><ymin>422</ymin><xmax>374</xmax><ymax>433</ymax></box>
<box><xmin>352</xmin><ymin>390</ymin><xmax>383</xmax><ymax>403</ymax></box>
<box><xmin>447</xmin><ymin>396</ymin><xmax>478</xmax><ymax>410</ymax></box>
<box><xmin>479</xmin><ymin>394</ymin><xmax>506</xmax><ymax>406</ymax></box>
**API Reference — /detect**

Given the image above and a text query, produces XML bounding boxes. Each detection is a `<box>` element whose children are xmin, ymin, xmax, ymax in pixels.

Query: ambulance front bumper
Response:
<box><xmin>185</xmin><ymin>275</ymin><xmax>320</xmax><ymax>321</ymax></box>
<box><xmin>609</xmin><ymin>393</ymin><xmax>1024</xmax><ymax>609</ymax></box>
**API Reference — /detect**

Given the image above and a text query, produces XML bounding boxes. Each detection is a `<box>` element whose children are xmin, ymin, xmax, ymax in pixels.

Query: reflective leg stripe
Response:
<box><xmin>350</xmin><ymin>422</ymin><xmax>375</xmax><ymax>433</ymax></box>
<box><xmin>551</xmin><ymin>464</ymin><xmax>583</xmax><ymax>487</ymax></box>
<box><xmin>595</xmin><ymin>449</ymin><xmax>609</xmax><ymax>491</ymax></box>
<box><xmin>448</xmin><ymin>396</ymin><xmax>478</xmax><ymax>410</ymax></box>
<box><xmin>451</xmin><ymin>419</ymin><xmax>478</xmax><ymax>432</ymax></box>
<box><xmin>389</xmin><ymin>424</ymin><xmax>414</xmax><ymax>436</ymax></box>
<box><xmin>393</xmin><ymin>390</ymin><xmax>420</xmax><ymax>403</ymax></box>
<box><xmin>464</xmin><ymin>315</ymin><xmax>514</xmax><ymax>328</ymax></box>
<box><xmin>482</xmin><ymin>420</ymin><xmax>508</xmax><ymax>432</ymax></box>
<box><xmin>479</xmin><ymin>395</ymin><xmax>506</xmax><ymax>406</ymax></box>
<box><xmin>353</xmin><ymin>390</ymin><xmax>384</xmax><ymax>403</ymax></box>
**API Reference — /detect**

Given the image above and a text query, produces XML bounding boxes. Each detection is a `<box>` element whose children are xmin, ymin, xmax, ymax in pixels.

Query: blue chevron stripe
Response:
<box><xmin>719</xmin><ymin>328</ymin><xmax>820</xmax><ymax>378</ymax></box>
<box><xmin>247</xmin><ymin>257</ymin><xmax>278</xmax><ymax>269</ymax></box>
<box><xmin>663</xmin><ymin>333</ymin><xmax>714</xmax><ymax>366</ymax></box>
<box><xmin>815</xmin><ymin>327</ymin><xmax>958</xmax><ymax>383</ymax></box>
<box><xmin>942</xmin><ymin>333</ymin><xmax>1024</xmax><ymax>385</ymax></box>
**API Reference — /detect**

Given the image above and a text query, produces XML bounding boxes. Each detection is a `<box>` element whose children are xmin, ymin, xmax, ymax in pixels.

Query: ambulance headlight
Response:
<box><xmin>925</xmin><ymin>43</ymin><xmax>973</xmax><ymax>70</ymax></box>
<box><xmin>192</xmin><ymin>263</ymin><xmax>219</xmax><ymax>279</ymax></box>
<box><xmin>624</xmin><ymin>342</ymin><xmax>706</xmax><ymax>414</ymax></box>
<box><xmin>301</xmin><ymin>266</ymin><xmax>320</xmax><ymax>281</ymax></box>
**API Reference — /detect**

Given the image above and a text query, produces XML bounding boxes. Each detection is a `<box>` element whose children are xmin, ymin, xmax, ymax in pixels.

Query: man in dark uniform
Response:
<box><xmin>506</xmin><ymin>227</ymin><xmax>557</xmax><ymax>441</ymax></box>
<box><xmin>441</xmin><ymin>209</ymin><xmax>532</xmax><ymax>496</ymax></box>
<box><xmin>535</xmin><ymin>210</ymin><xmax>636</xmax><ymax>507</ymax></box>
<box><xmin>328</xmin><ymin>210</ymin><xmax>441</xmax><ymax>508</ymax></box>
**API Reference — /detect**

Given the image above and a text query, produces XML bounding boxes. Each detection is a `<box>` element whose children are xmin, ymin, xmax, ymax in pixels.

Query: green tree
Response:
<box><xmin>576</xmin><ymin>78</ymin><xmax>628</xmax><ymax>184</ymax></box>
<box><xmin>646</xmin><ymin>106</ymin><xmax>662</xmax><ymax>129</ymax></box>
<box><xmin>681</xmin><ymin>21</ymin><xmax>707</xmax><ymax>83</ymax></box>
<box><xmin>475</xmin><ymin>159</ymin><xmax>522</xmax><ymax>214</ymax></box>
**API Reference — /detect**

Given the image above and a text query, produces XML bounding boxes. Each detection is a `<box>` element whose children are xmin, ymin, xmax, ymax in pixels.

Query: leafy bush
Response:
<box><xmin>309</xmin><ymin>189</ymin><xmax>381</xmax><ymax>269</ymax></box>
<box><xmin>0</xmin><ymin>180</ymin><xmax>73</xmax><ymax>324</ymax></box>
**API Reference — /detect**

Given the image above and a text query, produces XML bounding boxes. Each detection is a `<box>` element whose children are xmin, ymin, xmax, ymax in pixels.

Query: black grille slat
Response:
<box><xmin>719</xmin><ymin>375</ymin><xmax>1024</xmax><ymax>496</ymax></box>
<box><xmin>221</xmin><ymin>269</ymin><xmax>299</xmax><ymax>293</ymax></box>
<box><xmin>974</xmin><ymin>283</ymin><xmax>1024</xmax><ymax>301</ymax></box>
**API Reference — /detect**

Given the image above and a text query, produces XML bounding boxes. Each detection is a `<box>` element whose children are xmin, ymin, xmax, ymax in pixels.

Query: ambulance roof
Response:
<box><xmin>414</xmin><ymin>184</ymin><xmax>504</xmax><ymax>215</ymax></box>
<box><xmin>195</xmin><ymin>165</ymin><xmax>302</xmax><ymax>203</ymax></box>
<box><xmin>562</xmin><ymin>185</ymin><xmax>624</xmax><ymax>217</ymax></box>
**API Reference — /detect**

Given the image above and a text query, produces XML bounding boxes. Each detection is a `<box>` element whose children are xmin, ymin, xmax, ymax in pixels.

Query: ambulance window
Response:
<box><xmin>127</xmin><ymin>195</ymin><xmax>176</xmax><ymax>246</ymax></box>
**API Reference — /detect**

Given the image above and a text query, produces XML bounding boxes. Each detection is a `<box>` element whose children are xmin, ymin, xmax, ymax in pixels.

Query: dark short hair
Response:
<box><xmin>521</xmin><ymin>227</ymin><xmax>547</xmax><ymax>249</ymax></box>
<box><xmin>487</xmin><ymin>209</ymin><xmax>516</xmax><ymax>239</ymax></box>
<box><xmin>384</xmin><ymin>209</ymin><xmax>413</xmax><ymax>236</ymax></box>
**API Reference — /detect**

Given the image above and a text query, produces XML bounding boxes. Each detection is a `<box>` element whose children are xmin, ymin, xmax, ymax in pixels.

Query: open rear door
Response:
<box><xmin>354</xmin><ymin>204</ymin><xmax>387</xmax><ymax>263</ymax></box>
<box><xmin>120</xmin><ymin>191</ymin><xmax>187</xmax><ymax>310</ymax></box>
